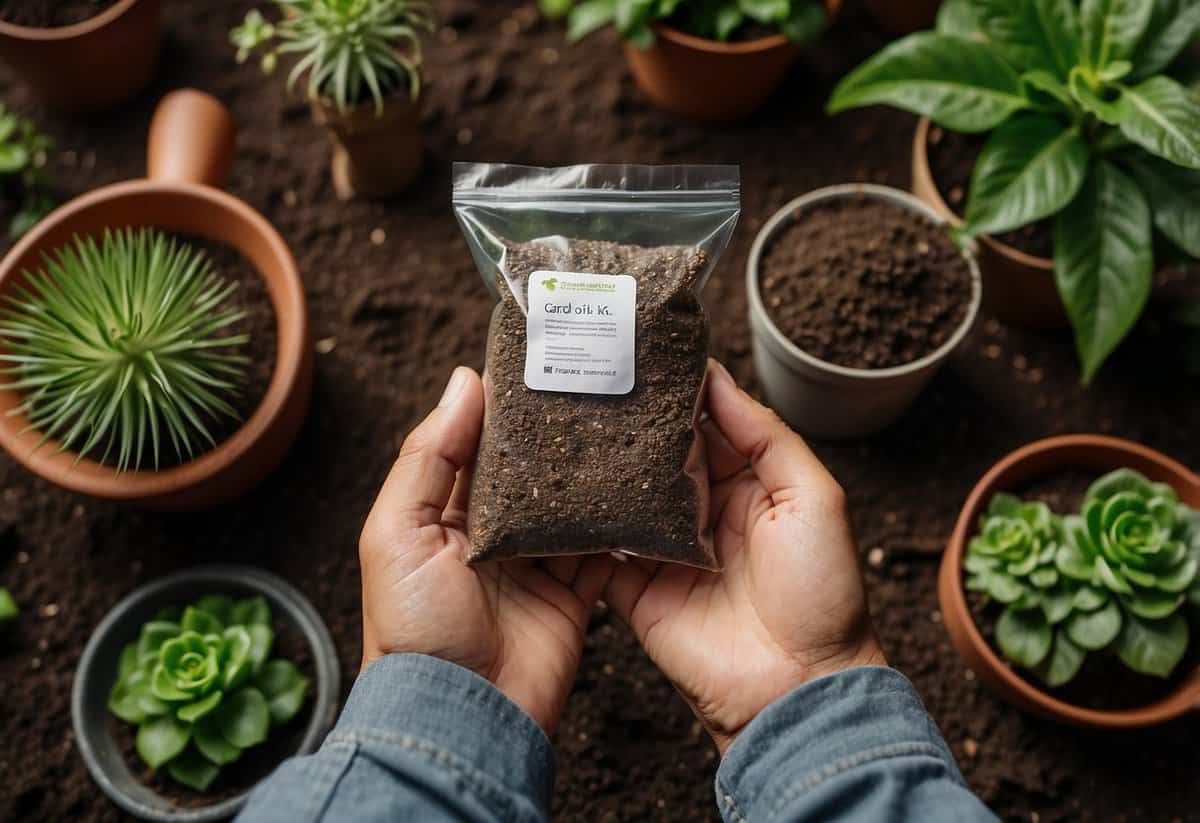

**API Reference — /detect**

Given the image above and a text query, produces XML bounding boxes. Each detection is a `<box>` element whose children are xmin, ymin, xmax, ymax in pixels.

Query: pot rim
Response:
<box><xmin>941</xmin><ymin>434</ymin><xmax>1200</xmax><ymax>729</ymax></box>
<box><xmin>913</xmin><ymin>116</ymin><xmax>1055</xmax><ymax>272</ymax></box>
<box><xmin>0</xmin><ymin>178</ymin><xmax>308</xmax><ymax>502</ymax></box>
<box><xmin>71</xmin><ymin>564</ymin><xmax>341</xmax><ymax>822</ymax></box>
<box><xmin>0</xmin><ymin>0</ymin><xmax>140</xmax><ymax>39</ymax></box>
<box><xmin>746</xmin><ymin>182</ymin><xmax>982</xmax><ymax>382</ymax></box>
<box><xmin>653</xmin><ymin>0</ymin><xmax>841</xmax><ymax>54</ymax></box>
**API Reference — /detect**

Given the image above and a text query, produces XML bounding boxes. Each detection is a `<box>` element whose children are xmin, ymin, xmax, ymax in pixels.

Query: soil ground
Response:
<box><xmin>1</xmin><ymin>2</ymin><xmax>1198</xmax><ymax>821</ymax></box>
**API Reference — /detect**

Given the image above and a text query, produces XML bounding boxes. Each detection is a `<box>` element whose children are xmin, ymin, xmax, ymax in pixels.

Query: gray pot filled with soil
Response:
<box><xmin>746</xmin><ymin>183</ymin><xmax>981</xmax><ymax>439</ymax></box>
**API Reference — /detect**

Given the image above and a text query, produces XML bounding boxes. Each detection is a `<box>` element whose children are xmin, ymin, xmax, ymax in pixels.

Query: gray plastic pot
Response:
<box><xmin>72</xmin><ymin>566</ymin><xmax>341</xmax><ymax>822</ymax></box>
<box><xmin>746</xmin><ymin>183</ymin><xmax>982</xmax><ymax>439</ymax></box>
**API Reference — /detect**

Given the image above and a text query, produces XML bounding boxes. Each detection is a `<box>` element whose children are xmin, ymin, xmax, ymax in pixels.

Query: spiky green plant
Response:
<box><xmin>0</xmin><ymin>102</ymin><xmax>56</xmax><ymax>239</ymax></box>
<box><xmin>0</xmin><ymin>229</ymin><xmax>249</xmax><ymax>472</ymax></box>
<box><xmin>231</xmin><ymin>0</ymin><xmax>434</xmax><ymax>115</ymax></box>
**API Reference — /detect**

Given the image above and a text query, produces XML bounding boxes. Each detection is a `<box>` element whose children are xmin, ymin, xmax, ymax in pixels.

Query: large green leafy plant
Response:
<box><xmin>542</xmin><ymin>0</ymin><xmax>828</xmax><ymax>48</ymax></box>
<box><xmin>828</xmin><ymin>0</ymin><xmax>1200</xmax><ymax>382</ymax></box>
<box><xmin>231</xmin><ymin>0</ymin><xmax>434</xmax><ymax>114</ymax></box>
<box><xmin>108</xmin><ymin>595</ymin><xmax>309</xmax><ymax>792</ymax></box>
<box><xmin>0</xmin><ymin>102</ymin><xmax>55</xmax><ymax>239</ymax></box>
<box><xmin>967</xmin><ymin>469</ymin><xmax>1200</xmax><ymax>688</ymax></box>
<box><xmin>0</xmin><ymin>229</ymin><xmax>249</xmax><ymax>472</ymax></box>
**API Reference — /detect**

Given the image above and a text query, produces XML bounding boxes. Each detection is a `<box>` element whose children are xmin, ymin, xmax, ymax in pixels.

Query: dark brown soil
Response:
<box><xmin>2</xmin><ymin>2</ymin><xmax>1200</xmax><ymax>822</ymax></box>
<box><xmin>468</xmin><ymin>239</ymin><xmax>712</xmax><ymax>568</ymax></box>
<box><xmin>111</xmin><ymin>618</ymin><xmax>315</xmax><ymax>808</ymax></box>
<box><xmin>0</xmin><ymin>0</ymin><xmax>118</xmax><ymax>28</ymax></box>
<box><xmin>927</xmin><ymin>124</ymin><xmax>1055</xmax><ymax>259</ymax></box>
<box><xmin>759</xmin><ymin>195</ymin><xmax>971</xmax><ymax>369</ymax></box>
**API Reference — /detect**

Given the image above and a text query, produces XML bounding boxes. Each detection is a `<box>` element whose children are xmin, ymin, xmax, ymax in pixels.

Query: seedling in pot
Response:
<box><xmin>549</xmin><ymin>0</ymin><xmax>829</xmax><ymax>47</ymax></box>
<box><xmin>828</xmin><ymin>0</ymin><xmax>1200</xmax><ymax>382</ymax></box>
<box><xmin>108</xmin><ymin>594</ymin><xmax>309</xmax><ymax>792</ymax></box>
<box><xmin>967</xmin><ymin>469</ymin><xmax>1200</xmax><ymax>688</ymax></box>
<box><xmin>0</xmin><ymin>102</ymin><xmax>55</xmax><ymax>239</ymax></box>
<box><xmin>0</xmin><ymin>228</ymin><xmax>249</xmax><ymax>472</ymax></box>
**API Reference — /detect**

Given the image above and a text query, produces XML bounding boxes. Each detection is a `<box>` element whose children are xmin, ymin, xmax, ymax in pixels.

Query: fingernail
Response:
<box><xmin>438</xmin><ymin>366</ymin><xmax>469</xmax><ymax>408</ymax></box>
<box><xmin>709</xmin><ymin>358</ymin><xmax>735</xmax><ymax>387</ymax></box>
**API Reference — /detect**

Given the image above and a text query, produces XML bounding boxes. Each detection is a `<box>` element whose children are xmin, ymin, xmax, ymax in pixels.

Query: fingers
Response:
<box><xmin>603</xmin><ymin>558</ymin><xmax>656</xmax><ymax>631</ymax></box>
<box><xmin>376</xmin><ymin>367</ymin><xmax>485</xmax><ymax>532</ymax></box>
<box><xmin>704</xmin><ymin>359</ymin><xmax>840</xmax><ymax>503</ymax></box>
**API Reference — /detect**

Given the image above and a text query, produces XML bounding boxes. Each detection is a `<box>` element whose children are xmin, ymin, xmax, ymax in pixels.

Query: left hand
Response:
<box><xmin>358</xmin><ymin>366</ymin><xmax>614</xmax><ymax>734</ymax></box>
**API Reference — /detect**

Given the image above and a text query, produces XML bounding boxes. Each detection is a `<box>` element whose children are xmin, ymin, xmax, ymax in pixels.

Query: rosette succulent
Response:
<box><xmin>108</xmin><ymin>594</ymin><xmax>309</xmax><ymax>792</ymax></box>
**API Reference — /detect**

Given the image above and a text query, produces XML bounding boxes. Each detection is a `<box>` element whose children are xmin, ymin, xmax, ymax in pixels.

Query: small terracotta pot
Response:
<box><xmin>940</xmin><ymin>434</ymin><xmax>1200</xmax><ymax>729</ymax></box>
<box><xmin>911</xmin><ymin>117</ymin><xmax>1066</xmax><ymax>329</ymax></box>
<box><xmin>865</xmin><ymin>0</ymin><xmax>941</xmax><ymax>34</ymax></box>
<box><xmin>623</xmin><ymin>0</ymin><xmax>841</xmax><ymax>121</ymax></box>
<box><xmin>0</xmin><ymin>89</ymin><xmax>312</xmax><ymax>510</ymax></box>
<box><xmin>0</xmin><ymin>0</ymin><xmax>161</xmax><ymax>112</ymax></box>
<box><xmin>310</xmin><ymin>93</ymin><xmax>423</xmax><ymax>200</ymax></box>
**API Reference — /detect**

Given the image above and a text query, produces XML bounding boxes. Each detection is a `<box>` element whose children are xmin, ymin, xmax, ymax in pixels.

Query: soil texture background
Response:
<box><xmin>0</xmin><ymin>2</ymin><xmax>1198</xmax><ymax>822</ymax></box>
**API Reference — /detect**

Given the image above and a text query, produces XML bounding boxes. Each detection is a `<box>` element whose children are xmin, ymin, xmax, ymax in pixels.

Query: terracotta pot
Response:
<box><xmin>0</xmin><ymin>89</ymin><xmax>313</xmax><ymax>510</ymax></box>
<box><xmin>911</xmin><ymin>117</ymin><xmax>1066</xmax><ymax>329</ymax></box>
<box><xmin>311</xmin><ymin>93</ymin><xmax>423</xmax><ymax>199</ymax></box>
<box><xmin>940</xmin><ymin>434</ymin><xmax>1200</xmax><ymax>729</ymax></box>
<box><xmin>865</xmin><ymin>0</ymin><xmax>941</xmax><ymax>35</ymax></box>
<box><xmin>0</xmin><ymin>0</ymin><xmax>161</xmax><ymax>112</ymax></box>
<box><xmin>622</xmin><ymin>0</ymin><xmax>841</xmax><ymax>121</ymax></box>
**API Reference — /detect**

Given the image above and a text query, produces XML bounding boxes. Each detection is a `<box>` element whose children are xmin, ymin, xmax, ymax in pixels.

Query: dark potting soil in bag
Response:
<box><xmin>453</xmin><ymin>164</ymin><xmax>740</xmax><ymax>569</ymax></box>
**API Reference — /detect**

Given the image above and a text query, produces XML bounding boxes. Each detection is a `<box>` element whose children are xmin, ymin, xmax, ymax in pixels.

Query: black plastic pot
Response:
<box><xmin>72</xmin><ymin>565</ymin><xmax>340</xmax><ymax>822</ymax></box>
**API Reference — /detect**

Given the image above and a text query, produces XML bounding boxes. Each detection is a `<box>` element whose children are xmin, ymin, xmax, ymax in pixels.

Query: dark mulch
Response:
<box><xmin>1</xmin><ymin>2</ymin><xmax>1199</xmax><ymax>822</ymax></box>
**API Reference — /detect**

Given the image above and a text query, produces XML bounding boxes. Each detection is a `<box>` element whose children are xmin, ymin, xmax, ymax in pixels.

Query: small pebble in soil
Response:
<box><xmin>39</xmin><ymin>603</ymin><xmax>59</xmax><ymax>618</ymax></box>
<box><xmin>315</xmin><ymin>337</ymin><xmax>337</xmax><ymax>354</ymax></box>
<box><xmin>370</xmin><ymin>228</ymin><xmax>386</xmax><ymax>245</ymax></box>
<box><xmin>457</xmin><ymin>128</ymin><xmax>474</xmax><ymax>145</ymax></box>
<box><xmin>964</xmin><ymin>738</ymin><xmax>979</xmax><ymax>758</ymax></box>
<box><xmin>867</xmin><ymin>547</ymin><xmax>885</xmax><ymax>567</ymax></box>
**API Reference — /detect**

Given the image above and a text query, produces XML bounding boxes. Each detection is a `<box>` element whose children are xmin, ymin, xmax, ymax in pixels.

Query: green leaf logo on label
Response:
<box><xmin>543</xmin><ymin>277</ymin><xmax>558</xmax><ymax>292</ymax></box>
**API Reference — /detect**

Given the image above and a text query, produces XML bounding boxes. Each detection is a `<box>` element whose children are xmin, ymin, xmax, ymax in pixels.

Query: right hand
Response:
<box><xmin>604</xmin><ymin>359</ymin><xmax>886</xmax><ymax>754</ymax></box>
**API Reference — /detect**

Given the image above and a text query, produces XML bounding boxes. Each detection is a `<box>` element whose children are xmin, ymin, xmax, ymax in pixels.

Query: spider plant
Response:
<box><xmin>231</xmin><ymin>0</ymin><xmax>435</xmax><ymax>115</ymax></box>
<box><xmin>0</xmin><ymin>229</ymin><xmax>249</xmax><ymax>472</ymax></box>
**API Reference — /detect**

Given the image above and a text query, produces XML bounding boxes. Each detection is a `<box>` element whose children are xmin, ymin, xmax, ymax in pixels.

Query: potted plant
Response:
<box><xmin>746</xmin><ymin>183</ymin><xmax>981</xmax><ymax>438</ymax></box>
<box><xmin>828</xmin><ymin>0</ymin><xmax>1200</xmax><ymax>382</ymax></box>
<box><xmin>73</xmin><ymin>566</ymin><xmax>340</xmax><ymax>821</ymax></box>
<box><xmin>542</xmin><ymin>0</ymin><xmax>840</xmax><ymax>120</ymax></box>
<box><xmin>941</xmin><ymin>434</ymin><xmax>1200</xmax><ymax>729</ymax></box>
<box><xmin>0</xmin><ymin>89</ymin><xmax>312</xmax><ymax>510</ymax></box>
<box><xmin>0</xmin><ymin>102</ymin><xmax>55</xmax><ymax>238</ymax></box>
<box><xmin>231</xmin><ymin>0</ymin><xmax>434</xmax><ymax>200</ymax></box>
<box><xmin>0</xmin><ymin>0</ymin><xmax>161</xmax><ymax>111</ymax></box>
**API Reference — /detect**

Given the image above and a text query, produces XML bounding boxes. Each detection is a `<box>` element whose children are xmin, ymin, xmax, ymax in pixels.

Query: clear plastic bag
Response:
<box><xmin>453</xmin><ymin>163</ymin><xmax>740</xmax><ymax>570</ymax></box>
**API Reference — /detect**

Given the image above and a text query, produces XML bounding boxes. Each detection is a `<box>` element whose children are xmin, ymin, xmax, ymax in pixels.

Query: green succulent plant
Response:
<box><xmin>0</xmin><ymin>228</ymin><xmax>249</xmax><ymax>472</ymax></box>
<box><xmin>550</xmin><ymin>0</ymin><xmax>829</xmax><ymax>48</ymax></box>
<box><xmin>0</xmin><ymin>587</ymin><xmax>17</xmax><ymax>626</ymax></box>
<box><xmin>108</xmin><ymin>595</ymin><xmax>309</xmax><ymax>792</ymax></box>
<box><xmin>0</xmin><ymin>102</ymin><xmax>55</xmax><ymax>239</ymax></box>
<box><xmin>231</xmin><ymin>0</ymin><xmax>434</xmax><ymax>115</ymax></box>
<box><xmin>828</xmin><ymin>0</ymin><xmax>1200</xmax><ymax>383</ymax></box>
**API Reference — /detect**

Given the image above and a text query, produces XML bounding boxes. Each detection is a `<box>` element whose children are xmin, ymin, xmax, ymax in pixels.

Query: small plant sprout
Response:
<box><xmin>0</xmin><ymin>229</ymin><xmax>249</xmax><ymax>472</ymax></box>
<box><xmin>0</xmin><ymin>102</ymin><xmax>55</xmax><ymax>239</ymax></box>
<box><xmin>231</xmin><ymin>0</ymin><xmax>435</xmax><ymax>114</ymax></box>
<box><xmin>828</xmin><ymin>0</ymin><xmax>1200</xmax><ymax>382</ymax></box>
<box><xmin>108</xmin><ymin>595</ymin><xmax>309</xmax><ymax>792</ymax></box>
<box><xmin>967</xmin><ymin>469</ymin><xmax>1200</xmax><ymax>688</ymax></box>
<box><xmin>555</xmin><ymin>0</ymin><xmax>828</xmax><ymax>47</ymax></box>
<box><xmin>0</xmin><ymin>587</ymin><xmax>17</xmax><ymax>626</ymax></box>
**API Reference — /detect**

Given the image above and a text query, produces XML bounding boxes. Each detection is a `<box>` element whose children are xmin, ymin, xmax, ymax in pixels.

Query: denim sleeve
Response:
<box><xmin>715</xmin><ymin>666</ymin><xmax>997</xmax><ymax>823</ymax></box>
<box><xmin>236</xmin><ymin>653</ymin><xmax>554</xmax><ymax>823</ymax></box>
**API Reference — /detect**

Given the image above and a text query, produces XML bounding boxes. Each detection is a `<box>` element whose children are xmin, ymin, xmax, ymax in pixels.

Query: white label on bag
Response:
<box><xmin>524</xmin><ymin>271</ymin><xmax>636</xmax><ymax>395</ymax></box>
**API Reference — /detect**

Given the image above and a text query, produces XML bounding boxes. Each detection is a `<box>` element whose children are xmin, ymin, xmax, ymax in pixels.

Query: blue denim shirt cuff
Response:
<box><xmin>328</xmin><ymin>653</ymin><xmax>556</xmax><ymax>817</ymax></box>
<box><xmin>716</xmin><ymin>666</ymin><xmax>964</xmax><ymax>821</ymax></box>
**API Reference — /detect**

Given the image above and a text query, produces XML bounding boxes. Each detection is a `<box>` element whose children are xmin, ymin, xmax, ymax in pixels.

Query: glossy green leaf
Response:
<box><xmin>970</xmin><ymin>0</ymin><xmax>1080</xmax><ymax>77</ymax></box>
<box><xmin>1030</xmin><ymin>567</ymin><xmax>1060</xmax><ymax>589</ymax></box>
<box><xmin>1072</xmin><ymin>584</ymin><xmax>1109</xmax><ymax>610</ymax></box>
<box><xmin>137</xmin><ymin>621</ymin><xmax>181</xmax><ymax>669</ymax></box>
<box><xmin>118</xmin><ymin>642</ymin><xmax>139</xmax><ymax>679</ymax></box>
<box><xmin>1065</xmin><ymin>598</ymin><xmax>1122</xmax><ymax>648</ymax></box>
<box><xmin>1022</xmin><ymin>69</ymin><xmax>1075</xmax><ymax>109</ymax></box>
<box><xmin>614</xmin><ymin>0</ymin><xmax>653</xmax><ymax>35</ymax></box>
<box><xmin>1057</xmin><ymin>541</ymin><xmax>1096</xmax><ymax>580</ymax></box>
<box><xmin>1129</xmin><ymin>0</ymin><xmax>1200</xmax><ymax>80</ymax></box>
<box><xmin>1123</xmin><ymin>588</ymin><xmax>1185</xmax><ymax>619</ymax></box>
<box><xmin>0</xmin><ymin>588</ymin><xmax>18</xmax><ymax>625</ymax></box>
<box><xmin>181</xmin><ymin>606</ymin><xmax>224</xmax><ymax>636</ymax></box>
<box><xmin>137</xmin><ymin>715</ymin><xmax>190</xmax><ymax>770</ymax></box>
<box><xmin>828</xmin><ymin>32</ymin><xmax>1028</xmax><ymax>133</ymax></box>
<box><xmin>780</xmin><ymin>2</ymin><xmax>826</xmax><ymax>45</ymax></box>
<box><xmin>1123</xmin><ymin>152</ymin><xmax>1200</xmax><ymax>258</ymax></box>
<box><xmin>194</xmin><ymin>595</ymin><xmax>235</xmax><ymax>625</ymax></box>
<box><xmin>1116</xmin><ymin>76</ymin><xmax>1200</xmax><ymax>169</ymax></box>
<box><xmin>109</xmin><ymin>670</ymin><xmax>152</xmax><ymax>724</ymax></box>
<box><xmin>986</xmin><ymin>572</ymin><xmax>1028</xmax><ymax>603</ymax></box>
<box><xmin>1116</xmin><ymin>611</ymin><xmax>1189</xmax><ymax>676</ymax></box>
<box><xmin>178</xmin><ymin>690</ymin><xmax>224</xmax><ymax>724</ymax></box>
<box><xmin>997</xmin><ymin>606</ymin><xmax>1053</xmax><ymax>667</ymax></box>
<box><xmin>937</xmin><ymin>0</ymin><xmax>984</xmax><ymax>39</ymax></box>
<box><xmin>1053</xmin><ymin>160</ymin><xmax>1153</xmax><ymax>382</ymax></box>
<box><xmin>738</xmin><ymin>0</ymin><xmax>787</xmax><ymax>23</ymax></box>
<box><xmin>965</xmin><ymin>113</ymin><xmax>1089</xmax><ymax>235</ymax></box>
<box><xmin>247</xmin><ymin>624</ymin><xmax>274</xmax><ymax>674</ymax></box>
<box><xmin>1080</xmin><ymin>0</ymin><xmax>1152</xmax><ymax>68</ymax></box>
<box><xmin>231</xmin><ymin>596</ymin><xmax>272</xmax><ymax>627</ymax></box>
<box><xmin>165</xmin><ymin>746</ymin><xmax>221</xmax><ymax>792</ymax></box>
<box><xmin>221</xmin><ymin>626</ymin><xmax>254</xmax><ymax>690</ymax></box>
<box><xmin>1034</xmin><ymin>629</ymin><xmax>1087</xmax><ymax>687</ymax></box>
<box><xmin>1041</xmin><ymin>585</ymin><xmax>1075</xmax><ymax>623</ymax></box>
<box><xmin>255</xmin><ymin>660</ymin><xmax>310</xmax><ymax>725</ymax></box>
<box><xmin>194</xmin><ymin>719</ymin><xmax>242</xmax><ymax>766</ymax></box>
<box><xmin>715</xmin><ymin>7</ymin><xmax>744</xmax><ymax>40</ymax></box>
<box><xmin>217</xmin><ymin>687</ymin><xmax>270</xmax><ymax>749</ymax></box>
<box><xmin>567</xmin><ymin>0</ymin><xmax>616</xmax><ymax>41</ymax></box>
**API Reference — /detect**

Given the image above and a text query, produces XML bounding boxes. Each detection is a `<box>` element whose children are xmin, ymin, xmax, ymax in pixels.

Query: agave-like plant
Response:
<box><xmin>231</xmin><ymin>0</ymin><xmax>435</xmax><ymax>115</ymax></box>
<box><xmin>0</xmin><ymin>229</ymin><xmax>249</xmax><ymax>472</ymax></box>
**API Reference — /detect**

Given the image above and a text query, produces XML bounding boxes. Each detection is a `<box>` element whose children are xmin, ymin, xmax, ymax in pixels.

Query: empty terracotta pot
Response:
<box><xmin>911</xmin><ymin>117</ymin><xmax>1066</xmax><ymax>329</ymax></box>
<box><xmin>0</xmin><ymin>89</ymin><xmax>312</xmax><ymax>510</ymax></box>
<box><xmin>0</xmin><ymin>0</ymin><xmax>162</xmax><ymax>112</ymax></box>
<box><xmin>940</xmin><ymin>434</ymin><xmax>1200</xmax><ymax>729</ymax></box>
<box><xmin>865</xmin><ymin>0</ymin><xmax>941</xmax><ymax>34</ymax></box>
<box><xmin>623</xmin><ymin>0</ymin><xmax>841</xmax><ymax>121</ymax></box>
<box><xmin>311</xmin><ymin>93</ymin><xmax>423</xmax><ymax>199</ymax></box>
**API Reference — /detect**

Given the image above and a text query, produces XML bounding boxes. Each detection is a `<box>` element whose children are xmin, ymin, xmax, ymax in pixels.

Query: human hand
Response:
<box><xmin>605</xmin><ymin>359</ymin><xmax>885</xmax><ymax>754</ymax></box>
<box><xmin>358</xmin><ymin>366</ymin><xmax>613</xmax><ymax>734</ymax></box>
